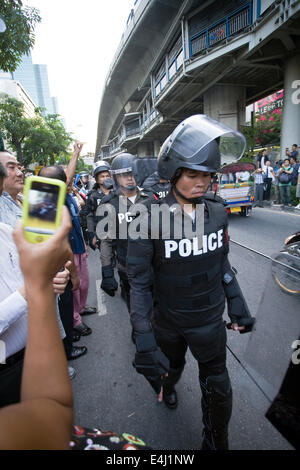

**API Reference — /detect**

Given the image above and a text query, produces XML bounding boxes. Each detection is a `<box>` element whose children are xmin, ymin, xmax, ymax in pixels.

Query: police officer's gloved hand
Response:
<box><xmin>101</xmin><ymin>265</ymin><xmax>118</xmax><ymax>296</ymax></box>
<box><xmin>223</xmin><ymin>268</ymin><xmax>255</xmax><ymax>334</ymax></box>
<box><xmin>133</xmin><ymin>331</ymin><xmax>169</xmax><ymax>378</ymax></box>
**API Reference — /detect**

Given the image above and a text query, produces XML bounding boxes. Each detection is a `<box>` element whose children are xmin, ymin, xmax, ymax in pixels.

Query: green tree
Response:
<box><xmin>56</xmin><ymin>153</ymin><xmax>91</xmax><ymax>174</ymax></box>
<box><xmin>0</xmin><ymin>95</ymin><xmax>73</xmax><ymax>166</ymax></box>
<box><xmin>0</xmin><ymin>0</ymin><xmax>41</xmax><ymax>72</ymax></box>
<box><xmin>0</xmin><ymin>94</ymin><xmax>37</xmax><ymax>163</ymax></box>
<box><xmin>44</xmin><ymin>114</ymin><xmax>73</xmax><ymax>164</ymax></box>
<box><xmin>22</xmin><ymin>123</ymin><xmax>56</xmax><ymax>167</ymax></box>
<box><xmin>23</xmin><ymin>111</ymin><xmax>73</xmax><ymax>166</ymax></box>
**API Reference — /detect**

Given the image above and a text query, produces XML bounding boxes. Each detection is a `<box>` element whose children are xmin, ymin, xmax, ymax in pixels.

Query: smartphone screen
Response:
<box><xmin>26</xmin><ymin>181</ymin><xmax>59</xmax><ymax>233</ymax></box>
<box><xmin>23</xmin><ymin>176</ymin><xmax>66</xmax><ymax>243</ymax></box>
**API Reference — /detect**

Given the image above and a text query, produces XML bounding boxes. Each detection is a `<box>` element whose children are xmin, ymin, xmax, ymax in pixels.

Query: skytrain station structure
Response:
<box><xmin>96</xmin><ymin>0</ymin><xmax>300</xmax><ymax>161</ymax></box>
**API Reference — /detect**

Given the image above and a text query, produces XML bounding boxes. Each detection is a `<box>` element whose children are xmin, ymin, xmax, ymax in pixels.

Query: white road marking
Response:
<box><xmin>96</xmin><ymin>279</ymin><xmax>108</xmax><ymax>316</ymax></box>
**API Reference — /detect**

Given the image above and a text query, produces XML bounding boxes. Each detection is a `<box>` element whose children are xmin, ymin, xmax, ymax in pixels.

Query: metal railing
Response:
<box><xmin>154</xmin><ymin>48</ymin><xmax>184</xmax><ymax>98</ymax></box>
<box><xmin>190</xmin><ymin>3</ymin><xmax>252</xmax><ymax>57</ymax></box>
<box><xmin>125</xmin><ymin>126</ymin><xmax>140</xmax><ymax>137</ymax></box>
<box><xmin>168</xmin><ymin>48</ymin><xmax>184</xmax><ymax>82</ymax></box>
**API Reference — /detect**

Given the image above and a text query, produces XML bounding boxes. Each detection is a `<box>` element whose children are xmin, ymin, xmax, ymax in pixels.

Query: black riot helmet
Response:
<box><xmin>79</xmin><ymin>170</ymin><xmax>89</xmax><ymax>185</ymax></box>
<box><xmin>110</xmin><ymin>153</ymin><xmax>137</xmax><ymax>192</ymax></box>
<box><xmin>93</xmin><ymin>160</ymin><xmax>111</xmax><ymax>178</ymax></box>
<box><xmin>157</xmin><ymin>114</ymin><xmax>246</xmax><ymax>181</ymax></box>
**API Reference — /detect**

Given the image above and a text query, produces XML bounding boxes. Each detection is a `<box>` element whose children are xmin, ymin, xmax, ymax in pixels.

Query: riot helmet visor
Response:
<box><xmin>169</xmin><ymin>115</ymin><xmax>245</xmax><ymax>166</ymax></box>
<box><xmin>110</xmin><ymin>153</ymin><xmax>137</xmax><ymax>193</ymax></box>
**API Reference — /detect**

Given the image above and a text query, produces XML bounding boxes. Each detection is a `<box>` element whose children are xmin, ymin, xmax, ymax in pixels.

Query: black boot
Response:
<box><xmin>163</xmin><ymin>384</ymin><xmax>178</xmax><ymax>409</ymax></box>
<box><xmin>200</xmin><ymin>370</ymin><xmax>232</xmax><ymax>450</ymax></box>
<box><xmin>161</xmin><ymin>365</ymin><xmax>184</xmax><ymax>410</ymax></box>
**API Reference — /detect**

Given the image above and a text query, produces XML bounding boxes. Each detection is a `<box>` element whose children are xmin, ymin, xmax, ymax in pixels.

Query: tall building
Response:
<box><xmin>0</xmin><ymin>79</ymin><xmax>37</xmax><ymax>118</ymax></box>
<box><xmin>1</xmin><ymin>52</ymin><xmax>60</xmax><ymax>117</ymax></box>
<box><xmin>33</xmin><ymin>63</ymin><xmax>54</xmax><ymax>113</ymax></box>
<box><xmin>11</xmin><ymin>52</ymin><xmax>39</xmax><ymax>105</ymax></box>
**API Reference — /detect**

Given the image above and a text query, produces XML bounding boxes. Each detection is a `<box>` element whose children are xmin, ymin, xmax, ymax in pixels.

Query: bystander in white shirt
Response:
<box><xmin>0</xmin><ymin>222</ymin><xmax>27</xmax><ymax>361</ymax></box>
<box><xmin>0</xmin><ymin>222</ymin><xmax>65</xmax><ymax>363</ymax></box>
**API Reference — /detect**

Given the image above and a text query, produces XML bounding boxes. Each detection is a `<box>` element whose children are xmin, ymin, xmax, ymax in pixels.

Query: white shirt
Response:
<box><xmin>0</xmin><ymin>222</ymin><xmax>27</xmax><ymax>361</ymax></box>
<box><xmin>0</xmin><ymin>222</ymin><xmax>65</xmax><ymax>362</ymax></box>
<box><xmin>261</xmin><ymin>157</ymin><xmax>267</xmax><ymax>171</ymax></box>
<box><xmin>0</xmin><ymin>192</ymin><xmax>23</xmax><ymax>228</ymax></box>
<box><xmin>128</xmin><ymin>195</ymin><xmax>137</xmax><ymax>204</ymax></box>
<box><xmin>254</xmin><ymin>172</ymin><xmax>264</xmax><ymax>184</ymax></box>
<box><xmin>264</xmin><ymin>166</ymin><xmax>274</xmax><ymax>181</ymax></box>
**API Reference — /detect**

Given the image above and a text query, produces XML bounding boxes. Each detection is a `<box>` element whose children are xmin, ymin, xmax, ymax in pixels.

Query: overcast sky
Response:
<box><xmin>24</xmin><ymin>0</ymin><xmax>135</xmax><ymax>154</ymax></box>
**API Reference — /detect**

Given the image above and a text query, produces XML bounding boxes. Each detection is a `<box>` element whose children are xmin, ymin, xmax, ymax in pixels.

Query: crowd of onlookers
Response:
<box><xmin>253</xmin><ymin>144</ymin><xmax>300</xmax><ymax>208</ymax></box>
<box><xmin>0</xmin><ymin>146</ymin><xmax>152</xmax><ymax>449</ymax></box>
<box><xmin>0</xmin><ymin>143</ymin><xmax>97</xmax><ymax>385</ymax></box>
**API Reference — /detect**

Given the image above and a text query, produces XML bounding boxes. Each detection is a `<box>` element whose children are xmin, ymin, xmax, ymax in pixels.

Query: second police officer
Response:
<box><xmin>142</xmin><ymin>170</ymin><xmax>171</xmax><ymax>199</ymax></box>
<box><xmin>127</xmin><ymin>115</ymin><xmax>255</xmax><ymax>450</ymax></box>
<box><xmin>99</xmin><ymin>153</ymin><xmax>157</xmax><ymax>311</ymax></box>
<box><xmin>85</xmin><ymin>160</ymin><xmax>112</xmax><ymax>250</ymax></box>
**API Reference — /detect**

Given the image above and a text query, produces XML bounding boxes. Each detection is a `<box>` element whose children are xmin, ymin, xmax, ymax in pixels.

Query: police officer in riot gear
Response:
<box><xmin>85</xmin><ymin>160</ymin><xmax>112</xmax><ymax>250</ymax></box>
<box><xmin>99</xmin><ymin>153</ymin><xmax>156</xmax><ymax>309</ymax></box>
<box><xmin>142</xmin><ymin>171</ymin><xmax>171</xmax><ymax>199</ymax></box>
<box><xmin>75</xmin><ymin>170</ymin><xmax>94</xmax><ymax>242</ymax></box>
<box><xmin>77</xmin><ymin>170</ymin><xmax>92</xmax><ymax>191</ymax></box>
<box><xmin>127</xmin><ymin>115</ymin><xmax>254</xmax><ymax>450</ymax></box>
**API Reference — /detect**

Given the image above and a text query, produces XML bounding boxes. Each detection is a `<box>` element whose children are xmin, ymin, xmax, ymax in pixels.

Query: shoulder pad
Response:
<box><xmin>140</xmin><ymin>188</ymin><xmax>159</xmax><ymax>201</ymax></box>
<box><xmin>100</xmin><ymin>191</ymin><xmax>115</xmax><ymax>204</ymax></box>
<box><xmin>204</xmin><ymin>191</ymin><xmax>225</xmax><ymax>205</ymax></box>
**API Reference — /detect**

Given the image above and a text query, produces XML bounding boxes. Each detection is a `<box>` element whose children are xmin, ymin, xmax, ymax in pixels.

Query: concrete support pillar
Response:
<box><xmin>203</xmin><ymin>84</ymin><xmax>246</xmax><ymax>131</ymax></box>
<box><xmin>137</xmin><ymin>142</ymin><xmax>151</xmax><ymax>157</ymax></box>
<box><xmin>153</xmin><ymin>140</ymin><xmax>161</xmax><ymax>157</ymax></box>
<box><xmin>280</xmin><ymin>54</ymin><xmax>300</xmax><ymax>159</ymax></box>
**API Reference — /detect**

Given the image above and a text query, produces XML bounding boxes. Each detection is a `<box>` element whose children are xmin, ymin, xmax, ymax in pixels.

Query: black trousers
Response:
<box><xmin>58</xmin><ymin>281</ymin><xmax>74</xmax><ymax>358</ymax></box>
<box><xmin>152</xmin><ymin>317</ymin><xmax>232</xmax><ymax>446</ymax></box>
<box><xmin>263</xmin><ymin>178</ymin><xmax>273</xmax><ymax>201</ymax></box>
<box><xmin>152</xmin><ymin>318</ymin><xmax>227</xmax><ymax>379</ymax></box>
<box><xmin>118</xmin><ymin>270</ymin><xmax>131</xmax><ymax>312</ymax></box>
<box><xmin>0</xmin><ymin>357</ymin><xmax>23</xmax><ymax>408</ymax></box>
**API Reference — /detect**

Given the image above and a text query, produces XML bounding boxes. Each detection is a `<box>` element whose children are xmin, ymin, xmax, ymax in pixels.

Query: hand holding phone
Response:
<box><xmin>22</xmin><ymin>176</ymin><xmax>67</xmax><ymax>243</ymax></box>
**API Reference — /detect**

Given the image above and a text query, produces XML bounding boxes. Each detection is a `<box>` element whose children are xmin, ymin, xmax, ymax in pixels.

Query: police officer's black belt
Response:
<box><xmin>158</xmin><ymin>264</ymin><xmax>220</xmax><ymax>288</ymax></box>
<box><xmin>158</xmin><ymin>285</ymin><xmax>223</xmax><ymax>309</ymax></box>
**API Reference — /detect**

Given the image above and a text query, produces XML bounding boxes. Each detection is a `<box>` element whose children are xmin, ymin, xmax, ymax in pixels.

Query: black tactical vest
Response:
<box><xmin>151</xmin><ymin>192</ymin><xmax>229</xmax><ymax>328</ymax></box>
<box><xmin>100</xmin><ymin>189</ymin><xmax>156</xmax><ymax>267</ymax></box>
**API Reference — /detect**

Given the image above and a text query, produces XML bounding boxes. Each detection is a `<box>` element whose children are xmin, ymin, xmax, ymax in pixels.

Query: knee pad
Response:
<box><xmin>200</xmin><ymin>369</ymin><xmax>232</xmax><ymax>400</ymax></box>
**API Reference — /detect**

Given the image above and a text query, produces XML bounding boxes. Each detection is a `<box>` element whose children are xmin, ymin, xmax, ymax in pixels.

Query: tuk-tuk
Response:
<box><xmin>215</xmin><ymin>162</ymin><xmax>255</xmax><ymax>217</ymax></box>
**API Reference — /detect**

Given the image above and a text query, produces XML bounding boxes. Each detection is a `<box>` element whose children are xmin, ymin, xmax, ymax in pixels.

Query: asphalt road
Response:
<box><xmin>71</xmin><ymin>207</ymin><xmax>299</xmax><ymax>450</ymax></box>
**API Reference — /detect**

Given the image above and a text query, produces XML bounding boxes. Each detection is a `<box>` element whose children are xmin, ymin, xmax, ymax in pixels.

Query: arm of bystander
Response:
<box><xmin>0</xmin><ymin>207</ymin><xmax>73</xmax><ymax>450</ymax></box>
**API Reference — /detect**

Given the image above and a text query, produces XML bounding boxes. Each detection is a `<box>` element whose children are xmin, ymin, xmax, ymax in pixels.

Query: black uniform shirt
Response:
<box><xmin>127</xmin><ymin>190</ymin><xmax>231</xmax><ymax>332</ymax></box>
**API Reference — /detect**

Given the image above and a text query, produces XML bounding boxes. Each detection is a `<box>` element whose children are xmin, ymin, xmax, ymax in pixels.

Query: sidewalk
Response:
<box><xmin>256</xmin><ymin>200</ymin><xmax>300</xmax><ymax>214</ymax></box>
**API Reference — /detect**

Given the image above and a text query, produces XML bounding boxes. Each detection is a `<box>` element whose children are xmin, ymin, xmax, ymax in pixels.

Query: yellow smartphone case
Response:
<box><xmin>22</xmin><ymin>176</ymin><xmax>67</xmax><ymax>243</ymax></box>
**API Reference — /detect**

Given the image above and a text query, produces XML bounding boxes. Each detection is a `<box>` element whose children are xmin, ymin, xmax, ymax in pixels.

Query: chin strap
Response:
<box><xmin>173</xmin><ymin>184</ymin><xmax>203</xmax><ymax>204</ymax></box>
<box><xmin>120</xmin><ymin>184</ymin><xmax>136</xmax><ymax>191</ymax></box>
